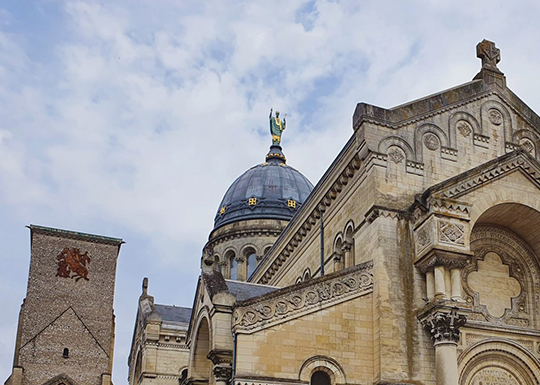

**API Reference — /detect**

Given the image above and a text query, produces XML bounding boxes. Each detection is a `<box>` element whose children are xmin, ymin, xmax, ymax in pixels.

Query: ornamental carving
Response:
<box><xmin>424</xmin><ymin>133</ymin><xmax>440</xmax><ymax>150</ymax></box>
<box><xmin>457</xmin><ymin>120</ymin><xmax>473</xmax><ymax>137</ymax></box>
<box><xmin>439</xmin><ymin>220</ymin><xmax>465</xmax><ymax>245</ymax></box>
<box><xmin>233</xmin><ymin>262</ymin><xmax>373</xmax><ymax>331</ymax></box>
<box><xmin>421</xmin><ymin>309</ymin><xmax>466</xmax><ymax>345</ymax></box>
<box><xmin>416</xmin><ymin>227</ymin><xmax>431</xmax><ymax>251</ymax></box>
<box><xmin>520</xmin><ymin>138</ymin><xmax>535</xmax><ymax>154</ymax></box>
<box><xmin>213</xmin><ymin>365</ymin><xmax>232</xmax><ymax>380</ymax></box>
<box><xmin>56</xmin><ymin>247</ymin><xmax>91</xmax><ymax>281</ymax></box>
<box><xmin>488</xmin><ymin>109</ymin><xmax>503</xmax><ymax>125</ymax></box>
<box><xmin>465</xmin><ymin>226</ymin><xmax>538</xmax><ymax>326</ymax></box>
<box><xmin>388</xmin><ymin>148</ymin><xmax>405</xmax><ymax>163</ymax></box>
<box><xmin>470</xmin><ymin>368</ymin><xmax>519</xmax><ymax>385</ymax></box>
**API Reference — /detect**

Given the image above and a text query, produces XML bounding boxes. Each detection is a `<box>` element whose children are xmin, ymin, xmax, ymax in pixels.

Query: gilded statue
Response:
<box><xmin>269</xmin><ymin>108</ymin><xmax>286</xmax><ymax>145</ymax></box>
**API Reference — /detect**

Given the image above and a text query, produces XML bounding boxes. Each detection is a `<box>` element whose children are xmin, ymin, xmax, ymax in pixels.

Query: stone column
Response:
<box><xmin>426</xmin><ymin>270</ymin><xmax>435</xmax><ymax>300</ymax></box>
<box><xmin>450</xmin><ymin>268</ymin><xmax>462</xmax><ymax>301</ymax></box>
<box><xmin>434</xmin><ymin>265</ymin><xmax>447</xmax><ymax>299</ymax></box>
<box><xmin>236</xmin><ymin>256</ymin><xmax>246</xmax><ymax>281</ymax></box>
<box><xmin>341</xmin><ymin>241</ymin><xmax>353</xmax><ymax>268</ymax></box>
<box><xmin>332</xmin><ymin>251</ymin><xmax>344</xmax><ymax>272</ymax></box>
<box><xmin>421</xmin><ymin>309</ymin><xmax>466</xmax><ymax>385</ymax></box>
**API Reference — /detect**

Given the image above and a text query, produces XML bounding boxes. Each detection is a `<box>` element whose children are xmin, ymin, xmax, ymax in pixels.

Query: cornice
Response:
<box><xmin>233</xmin><ymin>261</ymin><xmax>373</xmax><ymax>333</ymax></box>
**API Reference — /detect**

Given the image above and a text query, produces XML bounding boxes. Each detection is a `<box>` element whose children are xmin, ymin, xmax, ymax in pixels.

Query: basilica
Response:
<box><xmin>7</xmin><ymin>40</ymin><xmax>540</xmax><ymax>385</ymax></box>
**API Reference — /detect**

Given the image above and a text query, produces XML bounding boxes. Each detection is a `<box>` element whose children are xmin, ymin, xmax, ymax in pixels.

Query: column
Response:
<box><xmin>421</xmin><ymin>309</ymin><xmax>466</xmax><ymax>385</ymax></box>
<box><xmin>450</xmin><ymin>268</ymin><xmax>462</xmax><ymax>301</ymax></box>
<box><xmin>341</xmin><ymin>241</ymin><xmax>353</xmax><ymax>268</ymax></box>
<box><xmin>426</xmin><ymin>270</ymin><xmax>435</xmax><ymax>300</ymax></box>
<box><xmin>332</xmin><ymin>252</ymin><xmax>344</xmax><ymax>272</ymax></box>
<box><xmin>434</xmin><ymin>265</ymin><xmax>446</xmax><ymax>299</ymax></box>
<box><xmin>236</xmin><ymin>256</ymin><xmax>246</xmax><ymax>281</ymax></box>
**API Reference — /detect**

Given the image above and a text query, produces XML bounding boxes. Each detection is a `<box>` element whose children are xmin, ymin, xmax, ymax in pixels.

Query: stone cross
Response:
<box><xmin>477</xmin><ymin>39</ymin><xmax>500</xmax><ymax>69</ymax></box>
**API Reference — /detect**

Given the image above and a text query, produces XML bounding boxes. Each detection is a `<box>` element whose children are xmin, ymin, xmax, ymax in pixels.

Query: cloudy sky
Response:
<box><xmin>2</xmin><ymin>0</ymin><xmax>540</xmax><ymax>383</ymax></box>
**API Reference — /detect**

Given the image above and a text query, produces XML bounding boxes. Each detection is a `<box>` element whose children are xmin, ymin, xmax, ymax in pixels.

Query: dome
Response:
<box><xmin>213</xmin><ymin>145</ymin><xmax>314</xmax><ymax>230</ymax></box>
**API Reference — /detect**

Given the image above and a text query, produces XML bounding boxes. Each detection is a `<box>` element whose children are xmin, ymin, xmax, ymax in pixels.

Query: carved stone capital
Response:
<box><xmin>420</xmin><ymin>308</ymin><xmax>467</xmax><ymax>346</ymax></box>
<box><xmin>235</xmin><ymin>256</ymin><xmax>245</xmax><ymax>263</ymax></box>
<box><xmin>415</xmin><ymin>249</ymin><xmax>472</xmax><ymax>274</ymax></box>
<box><xmin>341</xmin><ymin>241</ymin><xmax>352</xmax><ymax>253</ymax></box>
<box><xmin>213</xmin><ymin>365</ymin><xmax>232</xmax><ymax>381</ymax></box>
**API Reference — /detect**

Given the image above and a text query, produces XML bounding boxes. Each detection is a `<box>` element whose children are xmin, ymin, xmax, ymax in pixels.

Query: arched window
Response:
<box><xmin>311</xmin><ymin>371</ymin><xmax>331</xmax><ymax>385</ymax></box>
<box><xmin>247</xmin><ymin>252</ymin><xmax>257</xmax><ymax>278</ymax></box>
<box><xmin>229</xmin><ymin>253</ymin><xmax>237</xmax><ymax>280</ymax></box>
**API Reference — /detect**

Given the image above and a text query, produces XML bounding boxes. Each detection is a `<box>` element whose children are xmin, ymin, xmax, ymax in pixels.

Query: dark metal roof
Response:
<box><xmin>214</xmin><ymin>146</ymin><xmax>314</xmax><ymax>229</ymax></box>
<box><xmin>154</xmin><ymin>304</ymin><xmax>192</xmax><ymax>324</ymax></box>
<box><xmin>225</xmin><ymin>280</ymin><xmax>278</xmax><ymax>301</ymax></box>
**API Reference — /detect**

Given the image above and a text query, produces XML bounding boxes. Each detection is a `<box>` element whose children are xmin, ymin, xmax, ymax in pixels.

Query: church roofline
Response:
<box><xmin>27</xmin><ymin>224</ymin><xmax>124</xmax><ymax>246</ymax></box>
<box><xmin>353</xmin><ymin>73</ymin><xmax>540</xmax><ymax>135</ymax></box>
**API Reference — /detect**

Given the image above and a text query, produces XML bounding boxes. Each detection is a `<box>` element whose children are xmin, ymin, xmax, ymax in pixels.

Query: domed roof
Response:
<box><xmin>214</xmin><ymin>145</ymin><xmax>314</xmax><ymax>230</ymax></box>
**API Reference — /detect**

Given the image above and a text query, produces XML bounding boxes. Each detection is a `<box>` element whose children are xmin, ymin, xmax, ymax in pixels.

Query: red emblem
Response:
<box><xmin>56</xmin><ymin>247</ymin><xmax>91</xmax><ymax>281</ymax></box>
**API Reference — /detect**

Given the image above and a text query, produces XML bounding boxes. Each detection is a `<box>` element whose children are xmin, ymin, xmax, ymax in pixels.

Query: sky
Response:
<box><xmin>2</xmin><ymin>0</ymin><xmax>540</xmax><ymax>383</ymax></box>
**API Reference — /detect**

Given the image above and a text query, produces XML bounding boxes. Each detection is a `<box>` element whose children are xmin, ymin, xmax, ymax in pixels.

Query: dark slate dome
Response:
<box><xmin>214</xmin><ymin>145</ymin><xmax>314</xmax><ymax>229</ymax></box>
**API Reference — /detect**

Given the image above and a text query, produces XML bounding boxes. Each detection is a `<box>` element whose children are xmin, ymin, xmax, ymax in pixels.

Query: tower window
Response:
<box><xmin>63</xmin><ymin>348</ymin><xmax>69</xmax><ymax>358</ymax></box>
<box><xmin>247</xmin><ymin>252</ymin><xmax>257</xmax><ymax>278</ymax></box>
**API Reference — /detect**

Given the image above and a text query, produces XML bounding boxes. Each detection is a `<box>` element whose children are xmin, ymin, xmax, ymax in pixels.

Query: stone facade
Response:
<box><xmin>5</xmin><ymin>225</ymin><xmax>123</xmax><ymax>385</ymax></box>
<box><xmin>176</xmin><ymin>40</ymin><xmax>540</xmax><ymax>385</ymax></box>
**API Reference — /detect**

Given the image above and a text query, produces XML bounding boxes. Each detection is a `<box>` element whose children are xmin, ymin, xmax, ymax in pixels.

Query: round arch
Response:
<box><xmin>299</xmin><ymin>356</ymin><xmax>346</xmax><ymax>385</ymax></box>
<box><xmin>458</xmin><ymin>338</ymin><xmax>540</xmax><ymax>385</ymax></box>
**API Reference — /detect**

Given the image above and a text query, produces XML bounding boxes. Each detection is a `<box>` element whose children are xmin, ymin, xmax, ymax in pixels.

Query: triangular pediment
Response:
<box><xmin>421</xmin><ymin>149</ymin><xmax>540</xmax><ymax>201</ymax></box>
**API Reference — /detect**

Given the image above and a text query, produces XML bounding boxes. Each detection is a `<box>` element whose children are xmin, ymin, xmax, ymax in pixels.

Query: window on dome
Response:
<box><xmin>230</xmin><ymin>254</ymin><xmax>238</xmax><ymax>280</ymax></box>
<box><xmin>248</xmin><ymin>197</ymin><xmax>257</xmax><ymax>206</ymax></box>
<box><xmin>247</xmin><ymin>252</ymin><xmax>257</xmax><ymax>278</ymax></box>
<box><xmin>288</xmin><ymin>199</ymin><xmax>296</xmax><ymax>208</ymax></box>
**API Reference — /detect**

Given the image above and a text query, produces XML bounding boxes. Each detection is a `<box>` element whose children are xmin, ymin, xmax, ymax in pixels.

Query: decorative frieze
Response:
<box><xmin>233</xmin><ymin>262</ymin><xmax>373</xmax><ymax>332</ymax></box>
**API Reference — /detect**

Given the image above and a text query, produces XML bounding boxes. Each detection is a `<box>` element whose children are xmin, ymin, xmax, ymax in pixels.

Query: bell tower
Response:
<box><xmin>5</xmin><ymin>225</ymin><xmax>123</xmax><ymax>385</ymax></box>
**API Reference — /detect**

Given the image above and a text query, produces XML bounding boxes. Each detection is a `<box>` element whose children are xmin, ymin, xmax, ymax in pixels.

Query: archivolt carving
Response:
<box><xmin>414</xmin><ymin>123</ymin><xmax>449</xmax><ymax>162</ymax></box>
<box><xmin>449</xmin><ymin>111</ymin><xmax>481</xmax><ymax>145</ymax></box>
<box><xmin>459</xmin><ymin>339</ymin><xmax>540</xmax><ymax>385</ymax></box>
<box><xmin>378</xmin><ymin>136</ymin><xmax>415</xmax><ymax>161</ymax></box>
<box><xmin>464</xmin><ymin>226</ymin><xmax>540</xmax><ymax>327</ymax></box>
<box><xmin>513</xmin><ymin>129</ymin><xmax>540</xmax><ymax>158</ymax></box>
<box><xmin>481</xmin><ymin>99</ymin><xmax>513</xmax><ymax>145</ymax></box>
<box><xmin>232</xmin><ymin>262</ymin><xmax>373</xmax><ymax>331</ymax></box>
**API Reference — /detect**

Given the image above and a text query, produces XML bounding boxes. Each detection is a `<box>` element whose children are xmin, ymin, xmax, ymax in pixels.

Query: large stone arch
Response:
<box><xmin>189</xmin><ymin>313</ymin><xmax>212</xmax><ymax>380</ymax></box>
<box><xmin>458</xmin><ymin>338</ymin><xmax>540</xmax><ymax>385</ymax></box>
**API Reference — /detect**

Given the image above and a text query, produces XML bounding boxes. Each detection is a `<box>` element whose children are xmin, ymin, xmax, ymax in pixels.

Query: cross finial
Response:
<box><xmin>142</xmin><ymin>277</ymin><xmax>148</xmax><ymax>295</ymax></box>
<box><xmin>477</xmin><ymin>39</ymin><xmax>500</xmax><ymax>70</ymax></box>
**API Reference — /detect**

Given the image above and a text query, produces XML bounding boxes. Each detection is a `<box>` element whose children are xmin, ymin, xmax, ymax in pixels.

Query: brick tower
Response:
<box><xmin>5</xmin><ymin>225</ymin><xmax>123</xmax><ymax>385</ymax></box>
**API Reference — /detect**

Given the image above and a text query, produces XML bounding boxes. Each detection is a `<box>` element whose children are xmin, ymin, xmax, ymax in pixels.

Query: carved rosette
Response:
<box><xmin>421</xmin><ymin>309</ymin><xmax>466</xmax><ymax>346</ymax></box>
<box><xmin>213</xmin><ymin>365</ymin><xmax>232</xmax><ymax>381</ymax></box>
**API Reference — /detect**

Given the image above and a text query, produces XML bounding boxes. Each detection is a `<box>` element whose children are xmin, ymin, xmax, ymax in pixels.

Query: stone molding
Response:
<box><xmin>420</xmin><ymin>308</ymin><xmax>467</xmax><ymax>346</ymax></box>
<box><xmin>415</xmin><ymin>249</ymin><xmax>471</xmax><ymax>274</ymax></box>
<box><xmin>207</xmin><ymin>349</ymin><xmax>233</xmax><ymax>365</ymax></box>
<box><xmin>233</xmin><ymin>262</ymin><xmax>373</xmax><ymax>333</ymax></box>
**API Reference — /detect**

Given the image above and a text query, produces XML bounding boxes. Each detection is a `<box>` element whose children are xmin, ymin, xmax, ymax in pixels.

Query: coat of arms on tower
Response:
<box><xmin>56</xmin><ymin>247</ymin><xmax>91</xmax><ymax>281</ymax></box>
